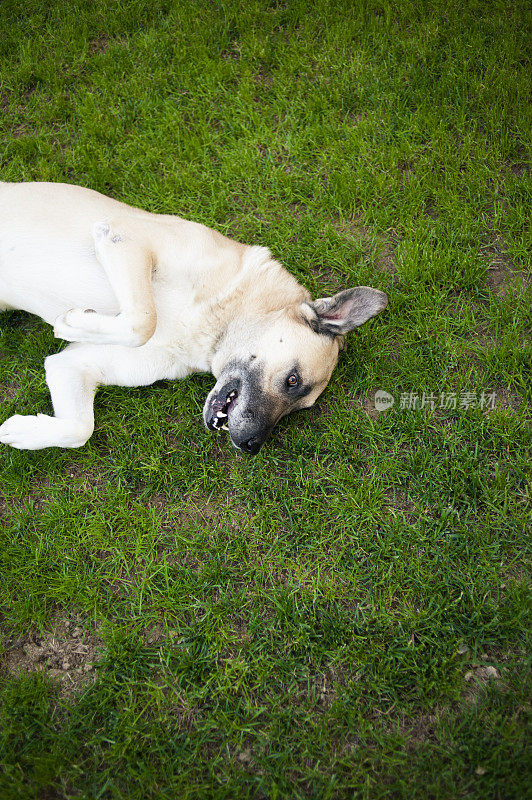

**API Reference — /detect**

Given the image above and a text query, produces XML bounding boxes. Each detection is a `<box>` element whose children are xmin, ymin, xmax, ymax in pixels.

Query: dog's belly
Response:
<box><xmin>0</xmin><ymin>182</ymin><xmax>121</xmax><ymax>323</ymax></box>
<box><xmin>0</xmin><ymin>235</ymin><xmax>119</xmax><ymax>324</ymax></box>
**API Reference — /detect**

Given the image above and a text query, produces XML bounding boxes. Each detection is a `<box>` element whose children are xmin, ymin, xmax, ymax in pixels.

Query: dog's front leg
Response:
<box><xmin>53</xmin><ymin>218</ymin><xmax>157</xmax><ymax>347</ymax></box>
<box><xmin>0</xmin><ymin>343</ymin><xmax>174</xmax><ymax>450</ymax></box>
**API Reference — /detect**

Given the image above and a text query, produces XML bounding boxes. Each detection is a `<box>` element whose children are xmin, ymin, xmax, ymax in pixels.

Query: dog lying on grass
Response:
<box><xmin>0</xmin><ymin>182</ymin><xmax>387</xmax><ymax>454</ymax></box>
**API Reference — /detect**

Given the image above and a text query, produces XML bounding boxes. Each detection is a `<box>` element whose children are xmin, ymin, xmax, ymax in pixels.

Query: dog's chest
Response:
<box><xmin>150</xmin><ymin>283</ymin><xmax>217</xmax><ymax>373</ymax></box>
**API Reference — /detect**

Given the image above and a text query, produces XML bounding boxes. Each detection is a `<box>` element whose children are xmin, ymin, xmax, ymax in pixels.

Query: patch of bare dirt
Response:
<box><xmin>361</xmin><ymin>395</ymin><xmax>382</xmax><ymax>418</ymax></box>
<box><xmin>61</xmin><ymin>462</ymin><xmax>108</xmax><ymax>491</ymax></box>
<box><xmin>335</xmin><ymin>217</ymin><xmax>400</xmax><ymax>278</ymax></box>
<box><xmin>11</xmin><ymin>123</ymin><xmax>31</xmax><ymax>139</ymax></box>
<box><xmin>462</xmin><ymin>662</ymin><xmax>504</xmax><ymax>705</ymax></box>
<box><xmin>359</xmin><ymin>384</ymin><xmax>400</xmax><ymax>417</ymax></box>
<box><xmin>142</xmin><ymin>624</ymin><xmax>168</xmax><ymax>646</ymax></box>
<box><xmin>1</xmin><ymin>486</ymin><xmax>48</xmax><ymax>515</ymax></box>
<box><xmin>488</xmin><ymin>389</ymin><xmax>523</xmax><ymax>412</ymax></box>
<box><xmin>397</xmin><ymin>711</ymin><xmax>438</xmax><ymax>747</ymax></box>
<box><xmin>255</xmin><ymin>142</ymin><xmax>300</xmax><ymax>177</ymax></box>
<box><xmin>424</xmin><ymin>199</ymin><xmax>438</xmax><ymax>220</ymax></box>
<box><xmin>0</xmin><ymin>382</ymin><xmax>20</xmax><ymax>400</ymax></box>
<box><xmin>397</xmin><ymin>158</ymin><xmax>414</xmax><ymax>176</ymax></box>
<box><xmin>254</xmin><ymin>70</ymin><xmax>273</xmax><ymax>87</ymax></box>
<box><xmin>0</xmin><ymin>469</ymin><xmax>105</xmax><ymax>520</ymax></box>
<box><xmin>503</xmin><ymin>160</ymin><xmax>530</xmax><ymax>178</ymax></box>
<box><xmin>149</xmin><ymin>490</ymin><xmax>226</xmax><ymax>530</ymax></box>
<box><xmin>383</xmin><ymin>488</ymin><xmax>415</xmax><ymax>517</ymax></box>
<box><xmin>304</xmin><ymin>260</ymin><xmax>347</xmax><ymax>294</ymax></box>
<box><xmin>89</xmin><ymin>35</ymin><xmax>111</xmax><ymax>54</ymax></box>
<box><xmin>222</xmin><ymin>40</ymin><xmax>242</xmax><ymax>60</ymax></box>
<box><xmin>148</xmin><ymin>493</ymin><xmax>169</xmax><ymax>513</ymax></box>
<box><xmin>89</xmin><ymin>491</ymin><xmax>251</xmax><ymax>596</ymax></box>
<box><xmin>374</xmin><ymin>241</ymin><xmax>398</xmax><ymax>276</ymax></box>
<box><xmin>501</xmin><ymin>565</ymin><xmax>530</xmax><ymax>589</ymax></box>
<box><xmin>496</xmin><ymin>271</ymin><xmax>531</xmax><ymax>297</ymax></box>
<box><xmin>313</xmin><ymin>667</ymin><xmax>342</xmax><ymax>710</ymax></box>
<box><xmin>389</xmin><ymin>654</ymin><xmax>512</xmax><ymax>746</ymax></box>
<box><xmin>479</xmin><ymin>235</ymin><xmax>531</xmax><ymax>295</ymax></box>
<box><xmin>1</xmin><ymin>612</ymin><xmax>105</xmax><ymax>698</ymax></box>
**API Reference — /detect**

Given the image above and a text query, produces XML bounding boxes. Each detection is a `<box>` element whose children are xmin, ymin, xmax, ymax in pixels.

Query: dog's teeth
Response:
<box><xmin>216</xmin><ymin>411</ymin><xmax>227</xmax><ymax>419</ymax></box>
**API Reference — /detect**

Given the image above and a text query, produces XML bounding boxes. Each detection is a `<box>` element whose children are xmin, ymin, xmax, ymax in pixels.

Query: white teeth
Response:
<box><xmin>212</xmin><ymin>391</ymin><xmax>237</xmax><ymax>433</ymax></box>
<box><xmin>212</xmin><ymin>418</ymin><xmax>229</xmax><ymax>431</ymax></box>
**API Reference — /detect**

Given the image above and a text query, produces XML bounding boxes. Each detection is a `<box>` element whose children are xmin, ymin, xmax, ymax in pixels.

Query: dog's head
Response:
<box><xmin>203</xmin><ymin>287</ymin><xmax>388</xmax><ymax>454</ymax></box>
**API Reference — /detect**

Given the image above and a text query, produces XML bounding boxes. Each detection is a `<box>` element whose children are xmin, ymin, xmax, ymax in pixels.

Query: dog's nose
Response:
<box><xmin>240</xmin><ymin>436</ymin><xmax>263</xmax><ymax>455</ymax></box>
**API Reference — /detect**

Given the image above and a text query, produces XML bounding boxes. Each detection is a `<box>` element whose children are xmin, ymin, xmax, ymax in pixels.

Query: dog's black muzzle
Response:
<box><xmin>230</xmin><ymin>427</ymin><xmax>271</xmax><ymax>455</ymax></box>
<box><xmin>203</xmin><ymin>373</ymin><xmax>276</xmax><ymax>455</ymax></box>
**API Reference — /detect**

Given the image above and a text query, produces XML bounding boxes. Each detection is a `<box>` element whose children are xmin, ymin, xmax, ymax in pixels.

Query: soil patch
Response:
<box><xmin>384</xmin><ymin>487</ymin><xmax>415</xmax><ymax>517</ymax></box>
<box><xmin>0</xmin><ymin>382</ymin><xmax>20</xmax><ymax>400</ymax></box>
<box><xmin>462</xmin><ymin>662</ymin><xmax>504</xmax><ymax>705</ymax></box>
<box><xmin>1</xmin><ymin>612</ymin><xmax>105</xmax><ymax>698</ymax></box>
<box><xmin>335</xmin><ymin>217</ymin><xmax>399</xmax><ymax>278</ymax></box>
<box><xmin>480</xmin><ymin>235</ymin><xmax>531</xmax><ymax>295</ymax></box>
<box><xmin>89</xmin><ymin>35</ymin><xmax>111</xmax><ymax>54</ymax></box>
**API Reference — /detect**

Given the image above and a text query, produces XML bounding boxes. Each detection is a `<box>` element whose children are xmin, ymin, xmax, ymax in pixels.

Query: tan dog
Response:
<box><xmin>0</xmin><ymin>182</ymin><xmax>387</xmax><ymax>454</ymax></box>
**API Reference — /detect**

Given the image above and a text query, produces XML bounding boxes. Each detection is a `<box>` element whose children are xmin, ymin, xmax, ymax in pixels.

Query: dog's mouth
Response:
<box><xmin>203</xmin><ymin>371</ymin><xmax>276</xmax><ymax>455</ymax></box>
<box><xmin>206</xmin><ymin>388</ymin><xmax>239</xmax><ymax>431</ymax></box>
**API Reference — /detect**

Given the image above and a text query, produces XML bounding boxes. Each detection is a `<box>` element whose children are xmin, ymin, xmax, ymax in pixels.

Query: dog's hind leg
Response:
<box><xmin>0</xmin><ymin>343</ymin><xmax>173</xmax><ymax>450</ymax></box>
<box><xmin>53</xmin><ymin>218</ymin><xmax>157</xmax><ymax>347</ymax></box>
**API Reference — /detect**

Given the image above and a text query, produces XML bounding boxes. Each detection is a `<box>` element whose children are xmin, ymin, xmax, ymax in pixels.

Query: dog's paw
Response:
<box><xmin>53</xmin><ymin>309</ymin><xmax>149</xmax><ymax>346</ymax></box>
<box><xmin>0</xmin><ymin>414</ymin><xmax>57</xmax><ymax>449</ymax></box>
<box><xmin>54</xmin><ymin>308</ymin><xmax>102</xmax><ymax>343</ymax></box>
<box><xmin>0</xmin><ymin>414</ymin><xmax>90</xmax><ymax>449</ymax></box>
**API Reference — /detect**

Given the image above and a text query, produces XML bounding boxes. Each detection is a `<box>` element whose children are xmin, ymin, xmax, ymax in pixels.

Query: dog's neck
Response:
<box><xmin>207</xmin><ymin>248</ymin><xmax>310</xmax><ymax>375</ymax></box>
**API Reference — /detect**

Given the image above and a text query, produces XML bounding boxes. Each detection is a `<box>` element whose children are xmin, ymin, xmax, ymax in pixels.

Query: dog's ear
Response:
<box><xmin>305</xmin><ymin>287</ymin><xmax>388</xmax><ymax>336</ymax></box>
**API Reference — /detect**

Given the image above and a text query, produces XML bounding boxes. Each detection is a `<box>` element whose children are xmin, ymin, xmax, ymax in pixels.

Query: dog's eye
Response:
<box><xmin>286</xmin><ymin>373</ymin><xmax>300</xmax><ymax>389</ymax></box>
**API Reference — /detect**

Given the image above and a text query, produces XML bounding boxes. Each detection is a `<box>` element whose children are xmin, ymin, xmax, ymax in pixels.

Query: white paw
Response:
<box><xmin>53</xmin><ymin>308</ymin><xmax>102</xmax><ymax>343</ymax></box>
<box><xmin>0</xmin><ymin>414</ymin><xmax>90</xmax><ymax>449</ymax></box>
<box><xmin>93</xmin><ymin>221</ymin><xmax>111</xmax><ymax>239</ymax></box>
<box><xmin>93</xmin><ymin>219</ymin><xmax>122</xmax><ymax>244</ymax></box>
<box><xmin>54</xmin><ymin>309</ymin><xmax>151</xmax><ymax>347</ymax></box>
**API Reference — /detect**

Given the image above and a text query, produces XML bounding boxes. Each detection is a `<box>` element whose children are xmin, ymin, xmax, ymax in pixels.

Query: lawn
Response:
<box><xmin>0</xmin><ymin>1</ymin><xmax>530</xmax><ymax>798</ymax></box>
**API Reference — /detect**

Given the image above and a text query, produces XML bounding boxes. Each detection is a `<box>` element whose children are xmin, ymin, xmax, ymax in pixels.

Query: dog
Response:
<box><xmin>0</xmin><ymin>182</ymin><xmax>388</xmax><ymax>454</ymax></box>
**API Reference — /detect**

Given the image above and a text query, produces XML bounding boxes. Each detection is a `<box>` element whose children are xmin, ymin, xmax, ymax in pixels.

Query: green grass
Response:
<box><xmin>0</xmin><ymin>0</ymin><xmax>530</xmax><ymax>797</ymax></box>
